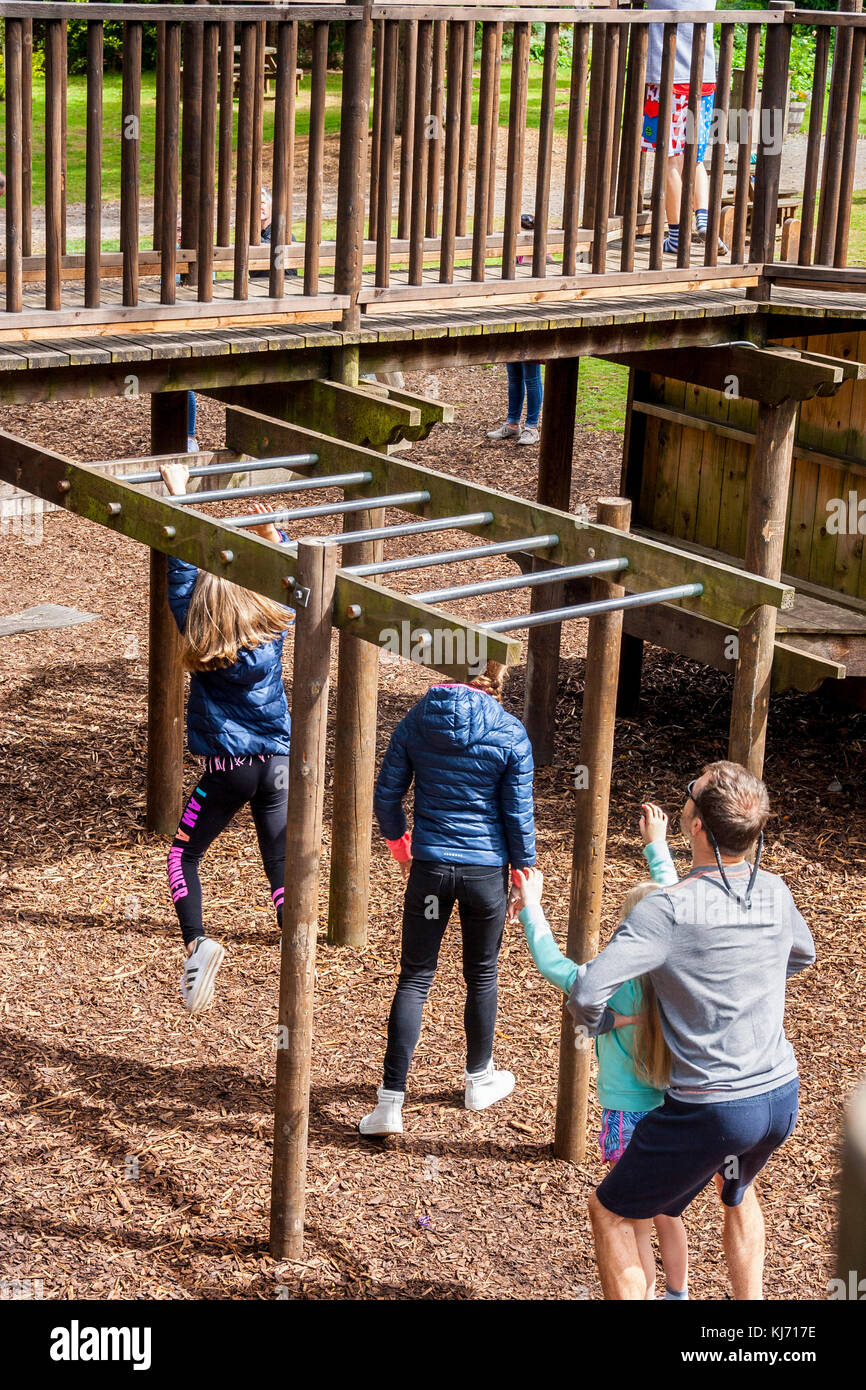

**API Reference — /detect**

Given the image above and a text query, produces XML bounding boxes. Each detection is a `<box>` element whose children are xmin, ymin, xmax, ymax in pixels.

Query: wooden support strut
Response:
<box><xmin>554</xmin><ymin>496</ymin><xmax>631</xmax><ymax>1164</ymax></box>
<box><xmin>146</xmin><ymin>392</ymin><xmax>188</xmax><ymax>835</ymax></box>
<box><xmin>270</xmin><ymin>538</ymin><xmax>338</xmax><ymax>1260</ymax></box>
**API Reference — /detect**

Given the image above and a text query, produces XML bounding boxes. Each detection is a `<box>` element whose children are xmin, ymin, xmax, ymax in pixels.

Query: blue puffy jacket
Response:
<box><xmin>374</xmin><ymin>683</ymin><xmax>536</xmax><ymax>867</ymax></box>
<box><xmin>167</xmin><ymin>556</ymin><xmax>293</xmax><ymax>757</ymax></box>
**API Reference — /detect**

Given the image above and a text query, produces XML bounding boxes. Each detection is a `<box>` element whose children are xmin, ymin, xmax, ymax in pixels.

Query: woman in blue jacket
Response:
<box><xmin>160</xmin><ymin>463</ymin><xmax>294</xmax><ymax>1015</ymax></box>
<box><xmin>360</xmin><ymin>663</ymin><xmax>537</xmax><ymax>1135</ymax></box>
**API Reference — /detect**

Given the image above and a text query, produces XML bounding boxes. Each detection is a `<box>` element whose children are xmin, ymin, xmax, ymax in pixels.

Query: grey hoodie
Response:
<box><xmin>567</xmin><ymin>864</ymin><xmax>815</xmax><ymax>1104</ymax></box>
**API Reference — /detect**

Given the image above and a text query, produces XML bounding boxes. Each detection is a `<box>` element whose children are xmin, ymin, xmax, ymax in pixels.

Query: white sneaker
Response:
<box><xmin>181</xmin><ymin>937</ymin><xmax>225</xmax><ymax>1014</ymax></box>
<box><xmin>487</xmin><ymin>423</ymin><xmax>520</xmax><ymax>440</ymax></box>
<box><xmin>518</xmin><ymin>426</ymin><xmax>540</xmax><ymax>445</ymax></box>
<box><xmin>464</xmin><ymin>1061</ymin><xmax>515</xmax><ymax>1111</ymax></box>
<box><xmin>359</xmin><ymin>1086</ymin><xmax>404</xmax><ymax>1136</ymax></box>
<box><xmin>187</xmin><ymin>436</ymin><xmax>200</xmax><ymax>453</ymax></box>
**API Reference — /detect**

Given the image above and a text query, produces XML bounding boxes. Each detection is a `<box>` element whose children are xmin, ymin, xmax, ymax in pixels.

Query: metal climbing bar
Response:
<box><xmin>122</xmin><ymin>454</ymin><xmax>319</xmax><ymax>485</ymax></box>
<box><xmin>224</xmin><ymin>489</ymin><xmax>431</xmax><ymax>528</ymax></box>
<box><xmin>165</xmin><ymin>471</ymin><xmax>374</xmax><ymax>506</ymax></box>
<box><xmin>483</xmin><ymin>582</ymin><xmax>705</xmax><ymax>632</ymax></box>
<box><xmin>415</xmin><ymin>557</ymin><xmax>629</xmax><ymax>605</ymax></box>
<box><xmin>343</xmin><ymin>533</ymin><xmax>560</xmax><ymax>578</ymax></box>
<box><xmin>321</xmin><ymin>511</ymin><xmax>495</xmax><ymax>545</ymax></box>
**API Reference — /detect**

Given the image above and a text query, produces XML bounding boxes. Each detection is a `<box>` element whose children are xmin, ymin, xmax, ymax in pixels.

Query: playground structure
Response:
<box><xmin>1</xmin><ymin>2</ymin><xmax>866</xmax><ymax>1272</ymax></box>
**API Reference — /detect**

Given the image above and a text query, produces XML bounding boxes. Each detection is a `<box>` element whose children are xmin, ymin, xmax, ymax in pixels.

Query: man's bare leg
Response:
<box><xmin>588</xmin><ymin>1191</ymin><xmax>648</xmax><ymax>1300</ymax></box>
<box><xmin>714</xmin><ymin>1173</ymin><xmax>765</xmax><ymax>1299</ymax></box>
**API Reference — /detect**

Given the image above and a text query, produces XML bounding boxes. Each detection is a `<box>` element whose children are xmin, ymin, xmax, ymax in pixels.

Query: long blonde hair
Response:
<box><xmin>620</xmin><ymin>881</ymin><xmax>672</xmax><ymax>1092</ymax></box>
<box><xmin>181</xmin><ymin>571</ymin><xmax>291</xmax><ymax>672</ymax></box>
<box><xmin>468</xmin><ymin>659</ymin><xmax>507</xmax><ymax>702</ymax></box>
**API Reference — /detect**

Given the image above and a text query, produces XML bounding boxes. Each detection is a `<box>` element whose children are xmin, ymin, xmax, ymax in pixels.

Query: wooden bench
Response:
<box><xmin>232</xmin><ymin>45</ymin><xmax>302</xmax><ymax>98</ymax></box>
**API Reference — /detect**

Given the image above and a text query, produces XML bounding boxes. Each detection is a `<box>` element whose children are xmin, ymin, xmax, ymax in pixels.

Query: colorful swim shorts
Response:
<box><xmin>598</xmin><ymin>1108</ymin><xmax>649</xmax><ymax>1163</ymax></box>
<box><xmin>641</xmin><ymin>82</ymin><xmax>716</xmax><ymax>162</ymax></box>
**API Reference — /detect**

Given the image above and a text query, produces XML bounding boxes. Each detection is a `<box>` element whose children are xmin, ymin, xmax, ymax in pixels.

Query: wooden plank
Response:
<box><xmin>502</xmin><ymin>21</ymin><xmax>530</xmax><ymax>280</ymax></box>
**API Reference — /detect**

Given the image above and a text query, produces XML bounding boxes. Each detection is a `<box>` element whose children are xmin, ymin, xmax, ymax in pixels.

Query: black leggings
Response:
<box><xmin>383</xmin><ymin>860</ymin><xmax>509</xmax><ymax>1092</ymax></box>
<box><xmin>167</xmin><ymin>754</ymin><xmax>288</xmax><ymax>946</ymax></box>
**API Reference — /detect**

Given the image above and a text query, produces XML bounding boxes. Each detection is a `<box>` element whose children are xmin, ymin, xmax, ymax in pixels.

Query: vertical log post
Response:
<box><xmin>728</xmin><ymin>397</ymin><xmax>798</xmax><ymax>777</ymax></box>
<box><xmin>502</xmin><ymin>22</ymin><xmax>530</xmax><ymax>280</ymax></box>
<box><xmin>60</xmin><ymin>23</ymin><xmax>68</xmax><ymax>255</ymax></box>
<box><xmin>834</xmin><ymin>22</ymin><xmax>866</xmax><ymax>268</ymax></box>
<box><xmin>146</xmin><ymin>393</ymin><xmax>189</xmax><ymax>836</ymax></box>
<box><xmin>217</xmin><ymin>20</ymin><xmax>234</xmax><ymax>249</ymax></box>
<box><xmin>85</xmin><ymin>21</ymin><xmax>103</xmax><ymax>309</ymax></box>
<box><xmin>198</xmin><ymin>21</ymin><xmax>219</xmax><ymax>302</ymax></box>
<box><xmin>270</xmin><ymin>539</ymin><xmax>338</xmax><ymax>1260</ymax></box>
<box><xmin>486</xmin><ymin>22</ymin><xmax>502</xmax><ymax>237</ymax></box>
<box><xmin>456</xmin><ymin>20</ymin><xmax>474</xmax><ymax>239</ymax></box>
<box><xmin>304</xmin><ymin>22</ymin><xmax>329</xmax><ymax>297</ymax></box>
<box><xmin>748</xmin><ymin>1</ymin><xmax>793</xmax><ymax>283</ymax></box>
<box><xmin>335</xmin><ymin>3</ymin><xmax>374</xmax><ymax>330</ymax></box>
<box><xmin>648</xmin><ymin>23</ymin><xmax>676</xmax><ymax>270</ymax></box>
<box><xmin>4</xmin><ymin>18</ymin><xmax>23</xmax><ymax>315</ymax></box>
<box><xmin>799</xmin><ymin>25</ymin><xmax>829</xmax><ymax>267</ymax></box>
<box><xmin>523</xmin><ymin>358</ymin><xmax>580</xmax><ymax>764</ymax></box>
<box><xmin>591</xmin><ymin>25</ymin><xmax>620</xmax><ymax>276</ymax></box>
<box><xmin>554</xmin><ymin>496</ymin><xmax>631</xmax><ymax>1163</ymax></box>
<box><xmin>532</xmin><ymin>23</ymin><xmax>559</xmax><ymax>278</ymax></box>
<box><xmin>675</xmin><ymin>22</ymin><xmax>705</xmax><ymax>271</ymax></box>
<box><xmin>233</xmin><ymin>23</ymin><xmax>257</xmax><ymax>301</ymax></box>
<box><xmin>397</xmin><ymin>21</ymin><xmax>418</xmax><ymax>241</ymax></box>
<box><xmin>439</xmin><ymin>20</ymin><xmax>465</xmax><ymax>283</ymax></box>
<box><xmin>160</xmin><ymin>22</ymin><xmax>181</xmax><ymax>303</ymax></box>
<box><xmin>836</xmin><ymin>1080</ymin><xmax>866</xmax><ymax>1292</ymax></box>
<box><xmin>181</xmin><ymin>13</ymin><xmax>204</xmax><ymax>285</ymax></box>
<box><xmin>582</xmin><ymin>24</ymin><xmax>606</xmax><ymax>232</ymax></box>
<box><xmin>368</xmin><ymin>19</ymin><xmax>385</xmax><ymax>243</ymax></box>
<box><xmin>154</xmin><ymin>23</ymin><xmax>165</xmax><ymax>249</ymax></box>
<box><xmin>270</xmin><ymin>20</ymin><xmax>298</xmax><ymax>300</ymax></box>
<box><xmin>616</xmin><ymin>369</ymin><xmax>651</xmax><ymax>717</ymax></box>
<box><xmin>562</xmin><ymin>23</ymin><xmax>589</xmax><ymax>275</ymax></box>
<box><xmin>121</xmin><ymin>21</ymin><xmax>142</xmax><ymax>307</ymax></box>
<box><xmin>45</xmin><ymin>19</ymin><xmax>64</xmax><ymax>311</ymax></box>
<box><xmin>425</xmin><ymin>19</ymin><xmax>446</xmax><ymax>238</ymax></box>
<box><xmin>328</xmin><ymin>509</ymin><xmax>384</xmax><ymax>948</ymax></box>
<box><xmin>250</xmin><ymin>22</ymin><xmax>267</xmax><ymax>247</ymax></box>
<box><xmin>471</xmin><ymin>21</ymin><xmax>497</xmax><ymax>282</ymax></box>
<box><xmin>376</xmin><ymin>21</ymin><xmax>400</xmax><ymax>287</ymax></box>
<box><xmin>817</xmin><ymin>0</ymin><xmax>856</xmax><ymax>264</ymax></box>
<box><xmin>21</xmin><ymin>18</ymin><xmax>32</xmax><ymax>260</ymax></box>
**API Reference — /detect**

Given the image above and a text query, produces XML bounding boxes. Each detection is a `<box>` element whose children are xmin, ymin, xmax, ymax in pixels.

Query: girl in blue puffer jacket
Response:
<box><xmin>160</xmin><ymin>463</ymin><xmax>294</xmax><ymax>1016</ymax></box>
<box><xmin>360</xmin><ymin>662</ymin><xmax>536</xmax><ymax>1135</ymax></box>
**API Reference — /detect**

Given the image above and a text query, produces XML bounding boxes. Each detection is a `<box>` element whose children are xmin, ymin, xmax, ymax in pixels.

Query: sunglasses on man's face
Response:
<box><xmin>685</xmin><ymin>779</ymin><xmax>700</xmax><ymax>805</ymax></box>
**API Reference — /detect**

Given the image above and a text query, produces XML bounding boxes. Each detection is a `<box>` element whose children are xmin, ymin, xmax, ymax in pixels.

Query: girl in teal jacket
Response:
<box><xmin>511</xmin><ymin>803</ymin><xmax>689</xmax><ymax>1301</ymax></box>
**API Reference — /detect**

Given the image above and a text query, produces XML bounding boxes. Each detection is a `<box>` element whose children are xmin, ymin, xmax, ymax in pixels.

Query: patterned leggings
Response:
<box><xmin>167</xmin><ymin>753</ymin><xmax>288</xmax><ymax>945</ymax></box>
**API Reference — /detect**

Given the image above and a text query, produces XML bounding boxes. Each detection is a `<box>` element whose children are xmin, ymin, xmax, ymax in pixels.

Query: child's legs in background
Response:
<box><xmin>167</xmin><ymin>761</ymin><xmax>261</xmax><ymax>948</ymax></box>
<box><xmin>505</xmin><ymin>362</ymin><xmax>525</xmax><ymax>425</ymax></box>
<box><xmin>249</xmin><ymin>754</ymin><xmax>290</xmax><ymax>927</ymax></box>
<box><xmin>383</xmin><ymin>862</ymin><xmax>457</xmax><ymax>1091</ymax></box>
<box><xmin>654</xmin><ymin>1213</ymin><xmax>689</xmax><ymax>1293</ymax></box>
<box><xmin>187</xmin><ymin>391</ymin><xmax>197</xmax><ymax>439</ymax></box>
<box><xmin>523</xmin><ymin>363</ymin><xmax>543</xmax><ymax>428</ymax></box>
<box><xmin>456</xmin><ymin>865</ymin><xmax>509</xmax><ymax>1072</ymax></box>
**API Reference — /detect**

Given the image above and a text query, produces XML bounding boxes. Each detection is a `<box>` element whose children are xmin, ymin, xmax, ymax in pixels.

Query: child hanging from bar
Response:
<box><xmin>510</xmin><ymin>803</ymin><xmax>690</xmax><ymax>1301</ymax></box>
<box><xmin>159</xmin><ymin>462</ymin><xmax>295</xmax><ymax>1015</ymax></box>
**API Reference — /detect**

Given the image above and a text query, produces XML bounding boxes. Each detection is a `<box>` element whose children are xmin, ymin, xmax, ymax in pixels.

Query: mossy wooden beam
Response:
<box><xmin>224</xmin><ymin>405</ymin><xmax>794</xmax><ymax>629</ymax></box>
<box><xmin>381</xmin><ymin>385</ymin><xmax>456</xmax><ymax>440</ymax></box>
<box><xmin>205</xmin><ymin>378</ymin><xmax>422</xmax><ymax>449</ymax></box>
<box><xmin>602</xmin><ymin>344</ymin><xmax>854</xmax><ymax>406</ymax></box>
<box><xmin>0</xmin><ymin>428</ymin><xmax>519</xmax><ymax>679</ymax></box>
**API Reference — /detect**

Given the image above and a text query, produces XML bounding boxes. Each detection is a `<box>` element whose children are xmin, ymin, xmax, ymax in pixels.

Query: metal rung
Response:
<box><xmin>123</xmin><ymin>453</ymin><xmax>319</xmax><ymax>485</ymax></box>
<box><xmin>343</xmin><ymin>533</ymin><xmax>560</xmax><ymax>577</ymax></box>
<box><xmin>415</xmin><ymin>557</ymin><xmax>629</xmax><ymax>605</ymax></box>
<box><xmin>167</xmin><ymin>471</ymin><xmax>373</xmax><ymax>506</ymax></box>
<box><xmin>321</xmin><ymin>511</ymin><xmax>495</xmax><ymax>546</ymax></box>
<box><xmin>225</xmin><ymin>490</ymin><xmax>431</xmax><ymax>529</ymax></box>
<box><xmin>483</xmin><ymin>583</ymin><xmax>705</xmax><ymax>632</ymax></box>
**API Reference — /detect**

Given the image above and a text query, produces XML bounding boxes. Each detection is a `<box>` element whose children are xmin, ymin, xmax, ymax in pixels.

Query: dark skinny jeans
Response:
<box><xmin>383</xmin><ymin>859</ymin><xmax>509</xmax><ymax>1092</ymax></box>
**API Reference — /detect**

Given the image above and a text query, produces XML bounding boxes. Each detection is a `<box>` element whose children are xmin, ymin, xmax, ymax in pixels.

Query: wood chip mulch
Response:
<box><xmin>0</xmin><ymin>366</ymin><xmax>861</xmax><ymax>1300</ymax></box>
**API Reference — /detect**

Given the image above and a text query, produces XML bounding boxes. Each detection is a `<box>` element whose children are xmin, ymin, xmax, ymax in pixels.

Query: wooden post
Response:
<box><xmin>269</xmin><ymin>19</ymin><xmax>298</xmax><ymax>300</ymax></box>
<box><xmin>304</xmin><ymin>22</ymin><xmax>329</xmax><ymax>297</ymax></box>
<box><xmin>425</xmin><ymin>20</ymin><xmax>446</xmax><ymax>238</ymax></box>
<box><xmin>181</xmin><ymin>11</ymin><xmax>204</xmax><ymax>283</ymax></box>
<box><xmin>617</xmin><ymin>369</ymin><xmax>651</xmax><ymax>717</ymax></box>
<box><xmin>368</xmin><ymin>19</ymin><xmax>385</xmax><ymax>243</ymax></box>
<box><xmin>439</xmin><ymin>20</ymin><xmax>465</xmax><ymax>283</ymax></box>
<box><xmin>502</xmin><ymin>22</ymin><xmax>530</xmax><ymax>279</ymax></box>
<box><xmin>836</xmin><ymin>1080</ymin><xmax>866</xmax><ymax>1292</ymax></box>
<box><xmin>554</xmin><ymin>496</ymin><xmax>631</xmax><ymax>1164</ymax></box>
<box><xmin>160</xmin><ymin>23</ymin><xmax>181</xmax><ymax>304</ymax></box>
<box><xmin>523</xmin><ymin>358</ymin><xmax>579</xmax><ymax>765</ymax></box>
<box><xmin>749</xmin><ymin>2</ymin><xmax>793</xmax><ymax>273</ymax></box>
<box><xmin>233</xmin><ymin>22</ymin><xmax>257</xmax><ymax>301</ymax></box>
<box><xmin>84</xmin><ymin>21</ymin><xmax>103</xmax><ymax>309</ymax></box>
<box><xmin>562</xmin><ymin>23</ymin><xmax>589</xmax><ymax>275</ymax></box>
<box><xmin>532</xmin><ymin>22</ymin><xmax>559</xmax><ymax>278</ymax></box>
<box><xmin>250</xmin><ymin>21</ymin><xmax>266</xmax><ymax>246</ymax></box>
<box><xmin>486</xmin><ymin>22</ymin><xmax>502</xmax><ymax>237</ymax></box>
<box><xmin>121</xmin><ymin>21</ymin><xmax>142</xmax><ymax>307</ymax></box>
<box><xmin>4</xmin><ymin>18</ymin><xmax>23</xmax><ymax>315</ymax></box>
<box><xmin>217</xmin><ymin>20</ymin><xmax>234</xmax><ymax>249</ymax></box>
<box><xmin>198</xmin><ymin>21</ymin><xmax>219</xmax><ymax>302</ymax></box>
<box><xmin>21</xmin><ymin>18</ymin><xmax>32</xmax><ymax>260</ymax></box>
<box><xmin>270</xmin><ymin>539</ymin><xmax>338</xmax><ymax>1261</ymax></box>
<box><xmin>728</xmin><ymin>397</ymin><xmax>798</xmax><ymax>776</ymax></box>
<box><xmin>154</xmin><ymin>23</ymin><xmax>165</xmax><ymax>249</ymax></box>
<box><xmin>45</xmin><ymin>20</ymin><xmax>64</xmax><ymax>311</ymax></box>
<box><xmin>376</xmin><ymin>21</ymin><xmax>400</xmax><ymax>286</ymax></box>
<box><xmin>335</xmin><ymin>3</ymin><xmax>374</xmax><ymax>331</ymax></box>
<box><xmin>328</xmin><ymin>510</ymin><xmax>384</xmax><ymax>947</ymax></box>
<box><xmin>456</xmin><ymin>20</ymin><xmax>474</xmax><ymax>238</ymax></box>
<box><xmin>397</xmin><ymin>21</ymin><xmax>418</xmax><ymax>241</ymax></box>
<box><xmin>146</xmin><ymin>393</ymin><xmax>188</xmax><ymax>836</ymax></box>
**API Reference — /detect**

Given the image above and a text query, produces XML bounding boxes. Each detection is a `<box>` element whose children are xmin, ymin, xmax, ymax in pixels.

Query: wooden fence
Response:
<box><xmin>1</xmin><ymin>3</ymin><xmax>863</xmax><ymax>331</ymax></box>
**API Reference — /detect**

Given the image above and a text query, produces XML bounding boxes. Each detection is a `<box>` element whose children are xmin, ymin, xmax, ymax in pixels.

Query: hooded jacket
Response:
<box><xmin>373</xmin><ymin>683</ymin><xmax>536</xmax><ymax>867</ymax></box>
<box><xmin>167</xmin><ymin>555</ymin><xmax>292</xmax><ymax>758</ymax></box>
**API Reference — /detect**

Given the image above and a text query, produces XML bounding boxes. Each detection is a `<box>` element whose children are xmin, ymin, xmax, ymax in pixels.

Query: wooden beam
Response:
<box><xmin>208</xmin><ymin>377</ymin><xmax>421</xmax><ymax>449</ymax></box>
<box><xmin>604</xmin><ymin>344</ymin><xmax>852</xmax><ymax>405</ymax></box>
<box><xmin>223</xmin><ymin>405</ymin><xmax>794</xmax><ymax>629</ymax></box>
<box><xmin>147</xmin><ymin>392</ymin><xmax>187</xmax><ymax>834</ymax></box>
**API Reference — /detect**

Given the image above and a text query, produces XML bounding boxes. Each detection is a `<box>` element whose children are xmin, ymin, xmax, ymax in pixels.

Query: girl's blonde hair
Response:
<box><xmin>468</xmin><ymin>659</ymin><xmax>507</xmax><ymax>702</ymax></box>
<box><xmin>181</xmin><ymin>571</ymin><xmax>291</xmax><ymax>672</ymax></box>
<box><xmin>620</xmin><ymin>881</ymin><xmax>672</xmax><ymax>1092</ymax></box>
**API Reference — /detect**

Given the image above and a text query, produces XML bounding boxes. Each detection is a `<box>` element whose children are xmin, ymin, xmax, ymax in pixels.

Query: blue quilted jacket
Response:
<box><xmin>167</xmin><ymin>556</ymin><xmax>293</xmax><ymax>758</ymax></box>
<box><xmin>374</xmin><ymin>684</ymin><xmax>536</xmax><ymax>867</ymax></box>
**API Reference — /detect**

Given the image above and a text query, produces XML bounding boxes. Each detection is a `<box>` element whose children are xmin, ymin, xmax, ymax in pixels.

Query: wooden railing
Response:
<box><xmin>0</xmin><ymin>3</ymin><xmax>863</xmax><ymax>332</ymax></box>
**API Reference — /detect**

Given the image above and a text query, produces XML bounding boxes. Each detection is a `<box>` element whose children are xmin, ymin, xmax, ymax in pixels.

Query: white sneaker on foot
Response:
<box><xmin>359</xmin><ymin>1086</ymin><xmax>404</xmax><ymax>1136</ymax></box>
<box><xmin>181</xmin><ymin>937</ymin><xmax>225</xmax><ymax>1014</ymax></box>
<box><xmin>487</xmin><ymin>423</ymin><xmax>520</xmax><ymax>440</ymax></box>
<box><xmin>464</xmin><ymin>1061</ymin><xmax>515</xmax><ymax>1111</ymax></box>
<box><xmin>518</xmin><ymin>426</ymin><xmax>540</xmax><ymax>445</ymax></box>
<box><xmin>187</xmin><ymin>436</ymin><xmax>200</xmax><ymax>453</ymax></box>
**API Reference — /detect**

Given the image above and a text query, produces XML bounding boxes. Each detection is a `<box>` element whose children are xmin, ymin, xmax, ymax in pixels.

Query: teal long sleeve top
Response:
<box><xmin>519</xmin><ymin>840</ymin><xmax>678</xmax><ymax>1111</ymax></box>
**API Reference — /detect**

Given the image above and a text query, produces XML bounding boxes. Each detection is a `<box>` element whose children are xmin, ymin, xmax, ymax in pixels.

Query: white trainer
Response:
<box><xmin>359</xmin><ymin>1086</ymin><xmax>405</xmax><ymax>1136</ymax></box>
<box><xmin>486</xmin><ymin>423</ymin><xmax>520</xmax><ymax>440</ymax></box>
<box><xmin>517</xmin><ymin>426</ymin><xmax>540</xmax><ymax>445</ymax></box>
<box><xmin>464</xmin><ymin>1061</ymin><xmax>515</xmax><ymax>1111</ymax></box>
<box><xmin>181</xmin><ymin>937</ymin><xmax>225</xmax><ymax>1014</ymax></box>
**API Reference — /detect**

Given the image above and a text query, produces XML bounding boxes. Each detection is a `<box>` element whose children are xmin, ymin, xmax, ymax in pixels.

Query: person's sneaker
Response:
<box><xmin>693</xmin><ymin>229</ymin><xmax>729</xmax><ymax>256</ymax></box>
<box><xmin>181</xmin><ymin>937</ymin><xmax>225</xmax><ymax>1014</ymax></box>
<box><xmin>187</xmin><ymin>436</ymin><xmax>200</xmax><ymax>453</ymax></box>
<box><xmin>464</xmin><ymin>1061</ymin><xmax>515</xmax><ymax>1111</ymax></box>
<box><xmin>487</xmin><ymin>423</ymin><xmax>520</xmax><ymax>440</ymax></box>
<box><xmin>359</xmin><ymin>1086</ymin><xmax>404</xmax><ymax>1136</ymax></box>
<box><xmin>518</xmin><ymin>426</ymin><xmax>540</xmax><ymax>445</ymax></box>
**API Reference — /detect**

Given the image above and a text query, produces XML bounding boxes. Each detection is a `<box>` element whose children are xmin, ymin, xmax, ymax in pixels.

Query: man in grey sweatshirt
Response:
<box><xmin>570</xmin><ymin>761</ymin><xmax>815</xmax><ymax>1300</ymax></box>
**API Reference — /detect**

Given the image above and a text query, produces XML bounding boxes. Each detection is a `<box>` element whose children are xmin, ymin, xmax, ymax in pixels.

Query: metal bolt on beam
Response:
<box><xmin>219</xmin><ymin>549</ymin><xmax>234</xmax><ymax>564</ymax></box>
<box><xmin>346</xmin><ymin>604</ymin><xmax>363</xmax><ymax>619</ymax></box>
<box><xmin>162</xmin><ymin>525</ymin><xmax>177</xmax><ymax>539</ymax></box>
<box><xmin>107</xmin><ymin>502</ymin><xmax>122</xmax><ymax>516</ymax></box>
<box><xmin>57</xmin><ymin>480</ymin><xmax>71</xmax><ymax>493</ymax></box>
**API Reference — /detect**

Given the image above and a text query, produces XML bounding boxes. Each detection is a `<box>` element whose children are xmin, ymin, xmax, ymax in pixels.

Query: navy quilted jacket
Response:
<box><xmin>374</xmin><ymin>684</ymin><xmax>536</xmax><ymax>867</ymax></box>
<box><xmin>167</xmin><ymin>556</ymin><xmax>293</xmax><ymax>757</ymax></box>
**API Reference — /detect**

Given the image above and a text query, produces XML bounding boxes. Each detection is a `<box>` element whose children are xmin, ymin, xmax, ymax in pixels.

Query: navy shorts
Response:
<box><xmin>595</xmin><ymin>1078</ymin><xmax>799</xmax><ymax>1220</ymax></box>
